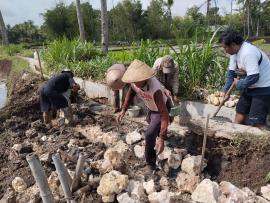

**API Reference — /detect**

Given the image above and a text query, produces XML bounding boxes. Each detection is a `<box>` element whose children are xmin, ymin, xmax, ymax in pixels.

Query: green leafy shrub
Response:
<box><xmin>42</xmin><ymin>38</ymin><xmax>102</xmax><ymax>70</ymax></box>
<box><xmin>172</xmin><ymin>28</ymin><xmax>228</xmax><ymax>96</ymax></box>
<box><xmin>0</xmin><ymin>44</ymin><xmax>24</xmax><ymax>56</ymax></box>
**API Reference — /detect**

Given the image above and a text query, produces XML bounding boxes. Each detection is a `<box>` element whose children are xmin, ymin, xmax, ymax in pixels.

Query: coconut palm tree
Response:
<box><xmin>75</xmin><ymin>0</ymin><xmax>86</xmax><ymax>41</ymax></box>
<box><xmin>101</xmin><ymin>0</ymin><xmax>108</xmax><ymax>54</ymax></box>
<box><xmin>0</xmin><ymin>10</ymin><xmax>8</xmax><ymax>45</ymax></box>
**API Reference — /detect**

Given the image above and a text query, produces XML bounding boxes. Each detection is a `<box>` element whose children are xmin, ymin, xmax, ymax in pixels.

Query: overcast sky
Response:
<box><xmin>0</xmin><ymin>0</ymin><xmax>236</xmax><ymax>26</ymax></box>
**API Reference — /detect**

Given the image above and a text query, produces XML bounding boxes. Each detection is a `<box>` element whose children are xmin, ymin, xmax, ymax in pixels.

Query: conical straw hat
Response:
<box><xmin>106</xmin><ymin>64</ymin><xmax>126</xmax><ymax>90</ymax></box>
<box><xmin>122</xmin><ymin>59</ymin><xmax>156</xmax><ymax>83</ymax></box>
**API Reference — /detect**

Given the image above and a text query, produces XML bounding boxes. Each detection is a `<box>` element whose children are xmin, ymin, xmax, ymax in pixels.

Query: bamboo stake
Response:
<box><xmin>200</xmin><ymin>114</ymin><xmax>210</xmax><ymax>175</ymax></box>
<box><xmin>36</xmin><ymin>50</ymin><xmax>45</xmax><ymax>81</ymax></box>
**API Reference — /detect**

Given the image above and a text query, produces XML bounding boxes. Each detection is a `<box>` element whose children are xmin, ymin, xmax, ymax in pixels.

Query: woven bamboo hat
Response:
<box><xmin>122</xmin><ymin>59</ymin><xmax>156</xmax><ymax>83</ymax></box>
<box><xmin>106</xmin><ymin>64</ymin><xmax>126</xmax><ymax>90</ymax></box>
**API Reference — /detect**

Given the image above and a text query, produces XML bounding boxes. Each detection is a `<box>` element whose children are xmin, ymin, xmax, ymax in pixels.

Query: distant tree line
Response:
<box><xmin>1</xmin><ymin>0</ymin><xmax>270</xmax><ymax>45</ymax></box>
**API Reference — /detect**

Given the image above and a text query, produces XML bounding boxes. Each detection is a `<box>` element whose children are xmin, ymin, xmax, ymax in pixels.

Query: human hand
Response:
<box><xmin>164</xmin><ymin>89</ymin><xmax>172</xmax><ymax>97</ymax></box>
<box><xmin>155</xmin><ymin>137</ymin><xmax>165</xmax><ymax>155</ymax></box>
<box><xmin>72</xmin><ymin>83</ymin><xmax>80</xmax><ymax>92</ymax></box>
<box><xmin>233</xmin><ymin>78</ymin><xmax>239</xmax><ymax>86</ymax></box>
<box><xmin>116</xmin><ymin>110</ymin><xmax>126</xmax><ymax>124</ymax></box>
<box><xmin>173</xmin><ymin>96</ymin><xmax>180</xmax><ymax>103</ymax></box>
<box><xmin>220</xmin><ymin>91</ymin><xmax>230</xmax><ymax>102</ymax></box>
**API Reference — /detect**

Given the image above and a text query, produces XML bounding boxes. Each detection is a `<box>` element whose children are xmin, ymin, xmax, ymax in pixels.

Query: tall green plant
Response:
<box><xmin>171</xmin><ymin>26</ymin><xmax>228</xmax><ymax>96</ymax></box>
<box><xmin>132</xmin><ymin>39</ymin><xmax>170</xmax><ymax>66</ymax></box>
<box><xmin>42</xmin><ymin>38</ymin><xmax>102</xmax><ymax>74</ymax></box>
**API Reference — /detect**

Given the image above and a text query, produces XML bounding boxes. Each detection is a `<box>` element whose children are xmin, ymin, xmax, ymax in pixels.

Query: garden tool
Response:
<box><xmin>212</xmin><ymin>72</ymin><xmax>243</xmax><ymax>118</ymax></box>
<box><xmin>212</xmin><ymin>82</ymin><xmax>235</xmax><ymax>118</ymax></box>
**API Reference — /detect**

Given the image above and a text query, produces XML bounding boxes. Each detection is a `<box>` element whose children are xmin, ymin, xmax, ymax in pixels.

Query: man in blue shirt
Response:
<box><xmin>220</xmin><ymin>29</ymin><xmax>270</xmax><ymax>127</ymax></box>
<box><xmin>40</xmin><ymin>69</ymin><xmax>80</xmax><ymax>124</ymax></box>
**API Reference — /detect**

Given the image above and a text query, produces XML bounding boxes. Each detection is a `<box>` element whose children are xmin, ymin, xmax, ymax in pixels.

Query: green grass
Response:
<box><xmin>259</xmin><ymin>44</ymin><xmax>270</xmax><ymax>54</ymax></box>
<box><xmin>0</xmin><ymin>44</ymin><xmax>24</xmax><ymax>57</ymax></box>
<box><xmin>19</xmin><ymin>49</ymin><xmax>35</xmax><ymax>58</ymax></box>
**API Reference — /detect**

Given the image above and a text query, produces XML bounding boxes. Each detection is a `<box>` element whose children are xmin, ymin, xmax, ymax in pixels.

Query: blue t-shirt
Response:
<box><xmin>43</xmin><ymin>72</ymin><xmax>75</xmax><ymax>94</ymax></box>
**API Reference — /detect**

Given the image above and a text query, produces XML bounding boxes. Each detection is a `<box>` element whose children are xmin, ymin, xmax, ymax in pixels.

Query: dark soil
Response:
<box><xmin>186</xmin><ymin>132</ymin><xmax>270</xmax><ymax>192</ymax></box>
<box><xmin>0</xmin><ymin>59</ymin><xmax>12</xmax><ymax>79</ymax></box>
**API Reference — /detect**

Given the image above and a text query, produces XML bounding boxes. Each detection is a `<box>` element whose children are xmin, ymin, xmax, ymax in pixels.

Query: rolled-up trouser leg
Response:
<box><xmin>145</xmin><ymin>111</ymin><xmax>161</xmax><ymax>166</ymax></box>
<box><xmin>43</xmin><ymin>111</ymin><xmax>52</xmax><ymax>124</ymax></box>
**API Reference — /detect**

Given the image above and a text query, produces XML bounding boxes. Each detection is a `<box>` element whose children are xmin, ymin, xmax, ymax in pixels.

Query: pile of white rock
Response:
<box><xmin>207</xmin><ymin>91</ymin><xmax>239</xmax><ymax>108</ymax></box>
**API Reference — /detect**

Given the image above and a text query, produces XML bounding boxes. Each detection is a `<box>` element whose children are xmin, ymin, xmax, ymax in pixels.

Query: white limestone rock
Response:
<box><xmin>126</xmin><ymin>130</ymin><xmax>142</xmax><ymax>145</ymax></box>
<box><xmin>159</xmin><ymin>177</ymin><xmax>169</xmax><ymax>190</ymax></box>
<box><xmin>127</xmin><ymin>180</ymin><xmax>146</xmax><ymax>200</ymax></box>
<box><xmin>117</xmin><ymin>192</ymin><xmax>142</xmax><ymax>203</ymax></box>
<box><xmin>48</xmin><ymin>171</ymin><xmax>63</xmax><ymax>201</ymax></box>
<box><xmin>157</xmin><ymin>147</ymin><xmax>172</xmax><ymax>160</ymax></box>
<box><xmin>74</xmin><ymin>126</ymin><xmax>119</xmax><ymax>147</ymax></box>
<box><xmin>143</xmin><ymin>179</ymin><xmax>156</xmax><ymax>195</ymax></box>
<box><xmin>12</xmin><ymin>177</ymin><xmax>27</xmax><ymax>193</ymax></box>
<box><xmin>148</xmin><ymin>190</ymin><xmax>173</xmax><ymax>203</ymax></box>
<box><xmin>261</xmin><ymin>184</ymin><xmax>270</xmax><ymax>201</ymax></box>
<box><xmin>176</xmin><ymin>172</ymin><xmax>200</xmax><ymax>193</ymax></box>
<box><xmin>134</xmin><ymin>145</ymin><xmax>144</xmax><ymax>159</ymax></box>
<box><xmin>218</xmin><ymin>181</ymin><xmax>254</xmax><ymax>203</ymax></box>
<box><xmin>168</xmin><ymin>153</ymin><xmax>182</xmax><ymax>169</ymax></box>
<box><xmin>97</xmin><ymin>170</ymin><xmax>129</xmax><ymax>202</ymax></box>
<box><xmin>191</xmin><ymin>179</ymin><xmax>219</xmax><ymax>203</ymax></box>
<box><xmin>181</xmin><ymin>155</ymin><xmax>207</xmax><ymax>176</ymax></box>
<box><xmin>101</xmin><ymin>140</ymin><xmax>130</xmax><ymax>173</ymax></box>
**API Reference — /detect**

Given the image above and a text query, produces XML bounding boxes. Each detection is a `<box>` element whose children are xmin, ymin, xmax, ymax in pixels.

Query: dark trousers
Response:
<box><xmin>145</xmin><ymin>101</ymin><xmax>171</xmax><ymax>166</ymax></box>
<box><xmin>145</xmin><ymin>111</ymin><xmax>161</xmax><ymax>166</ymax></box>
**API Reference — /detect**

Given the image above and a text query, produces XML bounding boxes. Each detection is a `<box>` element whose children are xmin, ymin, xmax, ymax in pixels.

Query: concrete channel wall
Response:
<box><xmin>74</xmin><ymin>77</ymin><xmax>115</xmax><ymax>105</ymax></box>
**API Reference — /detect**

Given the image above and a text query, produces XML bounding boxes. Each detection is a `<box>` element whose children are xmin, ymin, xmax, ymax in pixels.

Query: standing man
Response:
<box><xmin>116</xmin><ymin>59</ymin><xmax>170</xmax><ymax>174</ymax></box>
<box><xmin>220</xmin><ymin>29</ymin><xmax>270</xmax><ymax>127</ymax></box>
<box><xmin>153</xmin><ymin>55</ymin><xmax>180</xmax><ymax>102</ymax></box>
<box><xmin>40</xmin><ymin>69</ymin><xmax>80</xmax><ymax>125</ymax></box>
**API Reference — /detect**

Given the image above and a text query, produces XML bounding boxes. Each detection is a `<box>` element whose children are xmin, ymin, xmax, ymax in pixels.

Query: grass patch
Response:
<box><xmin>19</xmin><ymin>49</ymin><xmax>35</xmax><ymax>58</ymax></box>
<box><xmin>0</xmin><ymin>44</ymin><xmax>24</xmax><ymax>56</ymax></box>
<box><xmin>231</xmin><ymin>132</ymin><xmax>270</xmax><ymax>152</ymax></box>
<box><xmin>259</xmin><ymin>44</ymin><xmax>270</xmax><ymax>54</ymax></box>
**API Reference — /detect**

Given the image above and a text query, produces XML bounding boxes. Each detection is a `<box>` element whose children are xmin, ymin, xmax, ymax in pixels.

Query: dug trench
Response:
<box><xmin>0</xmin><ymin>67</ymin><xmax>270</xmax><ymax>202</ymax></box>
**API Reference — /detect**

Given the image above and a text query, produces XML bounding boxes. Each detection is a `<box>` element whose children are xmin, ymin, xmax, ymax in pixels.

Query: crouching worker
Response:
<box><xmin>106</xmin><ymin>64</ymin><xmax>126</xmax><ymax>113</ymax></box>
<box><xmin>116</xmin><ymin>60</ymin><xmax>170</xmax><ymax>174</ymax></box>
<box><xmin>40</xmin><ymin>69</ymin><xmax>80</xmax><ymax>125</ymax></box>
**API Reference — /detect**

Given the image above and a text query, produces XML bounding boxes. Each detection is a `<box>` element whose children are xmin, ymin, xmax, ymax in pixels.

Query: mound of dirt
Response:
<box><xmin>0</xmin><ymin>59</ymin><xmax>12</xmax><ymax>79</ymax></box>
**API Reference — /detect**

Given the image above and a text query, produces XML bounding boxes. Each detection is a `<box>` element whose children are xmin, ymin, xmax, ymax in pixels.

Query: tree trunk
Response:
<box><xmin>256</xmin><ymin>18</ymin><xmax>259</xmax><ymax>37</ymax></box>
<box><xmin>207</xmin><ymin>0</ymin><xmax>211</xmax><ymax>16</ymax></box>
<box><xmin>247</xmin><ymin>4</ymin><xmax>250</xmax><ymax>37</ymax></box>
<box><xmin>100</xmin><ymin>0</ymin><xmax>108</xmax><ymax>54</ymax></box>
<box><xmin>0</xmin><ymin>10</ymin><xmax>8</xmax><ymax>45</ymax></box>
<box><xmin>75</xmin><ymin>0</ymin><xmax>86</xmax><ymax>42</ymax></box>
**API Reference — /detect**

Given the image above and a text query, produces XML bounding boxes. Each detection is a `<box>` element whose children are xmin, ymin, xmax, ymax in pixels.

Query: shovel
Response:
<box><xmin>212</xmin><ymin>82</ymin><xmax>235</xmax><ymax>118</ymax></box>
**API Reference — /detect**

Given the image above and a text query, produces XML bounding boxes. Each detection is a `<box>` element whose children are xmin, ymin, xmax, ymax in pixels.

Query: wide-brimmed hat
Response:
<box><xmin>106</xmin><ymin>64</ymin><xmax>126</xmax><ymax>90</ymax></box>
<box><xmin>122</xmin><ymin>59</ymin><xmax>156</xmax><ymax>83</ymax></box>
<box><xmin>161</xmin><ymin>55</ymin><xmax>174</xmax><ymax>74</ymax></box>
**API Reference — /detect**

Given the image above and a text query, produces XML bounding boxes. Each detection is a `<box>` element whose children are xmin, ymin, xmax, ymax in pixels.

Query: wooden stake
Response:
<box><xmin>200</xmin><ymin>114</ymin><xmax>210</xmax><ymax>175</ymax></box>
<box><xmin>36</xmin><ymin>50</ymin><xmax>45</xmax><ymax>81</ymax></box>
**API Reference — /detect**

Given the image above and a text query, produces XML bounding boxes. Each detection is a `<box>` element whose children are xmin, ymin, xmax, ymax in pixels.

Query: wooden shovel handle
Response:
<box><xmin>212</xmin><ymin>82</ymin><xmax>235</xmax><ymax>117</ymax></box>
